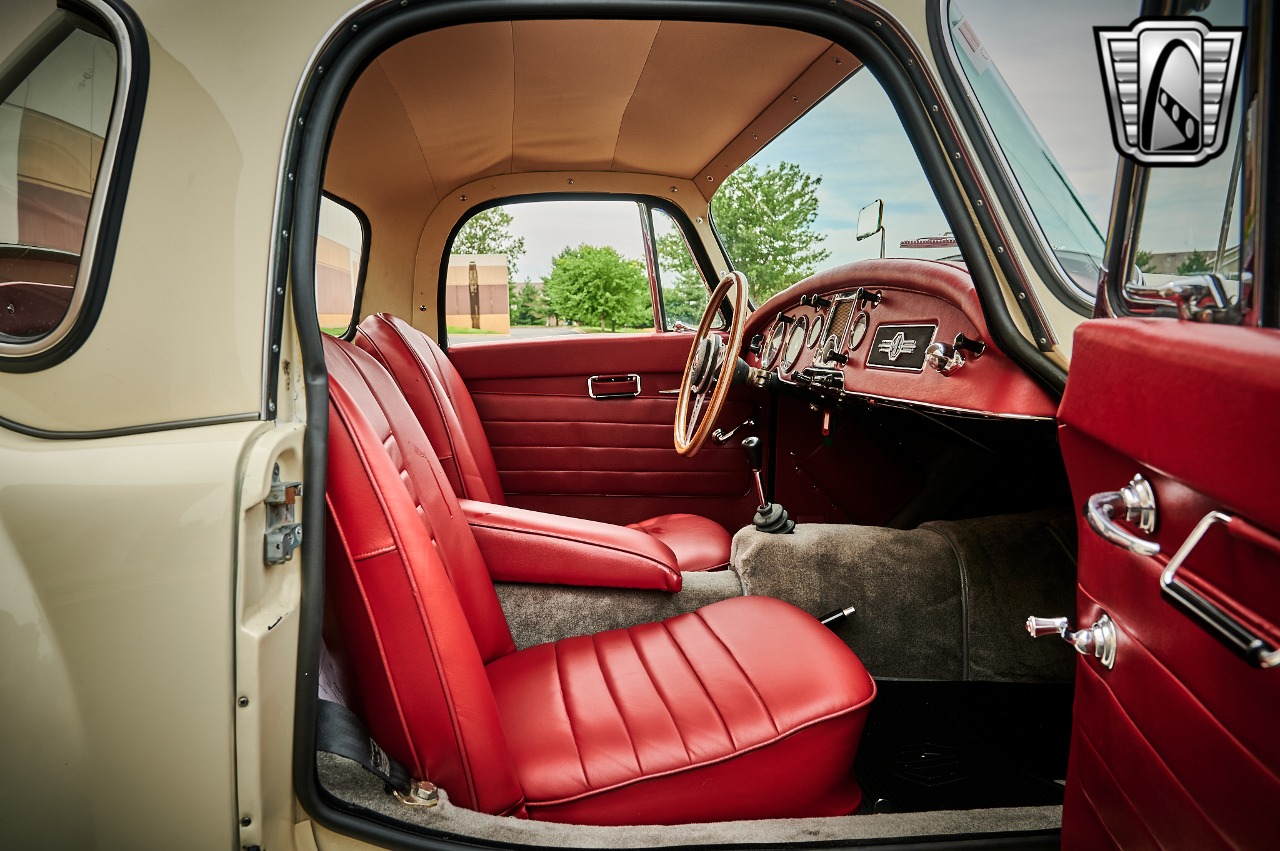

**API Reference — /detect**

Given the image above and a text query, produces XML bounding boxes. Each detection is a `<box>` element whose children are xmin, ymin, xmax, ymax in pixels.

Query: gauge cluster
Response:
<box><xmin>742</xmin><ymin>263</ymin><xmax>1059</xmax><ymax>421</ymax></box>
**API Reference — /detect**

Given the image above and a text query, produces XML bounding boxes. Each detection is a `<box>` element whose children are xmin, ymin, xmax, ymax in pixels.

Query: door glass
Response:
<box><xmin>316</xmin><ymin>196</ymin><xmax>365</xmax><ymax>335</ymax></box>
<box><xmin>652</xmin><ymin>207</ymin><xmax>717</xmax><ymax>331</ymax></box>
<box><xmin>1129</xmin><ymin>0</ymin><xmax>1246</xmax><ymax>307</ymax></box>
<box><xmin>446</xmin><ymin>199</ymin><xmax>656</xmax><ymax>345</ymax></box>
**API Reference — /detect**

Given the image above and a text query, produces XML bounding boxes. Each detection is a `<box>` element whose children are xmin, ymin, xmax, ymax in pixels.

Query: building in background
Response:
<box><xmin>445</xmin><ymin>253</ymin><xmax>509</xmax><ymax>333</ymax></box>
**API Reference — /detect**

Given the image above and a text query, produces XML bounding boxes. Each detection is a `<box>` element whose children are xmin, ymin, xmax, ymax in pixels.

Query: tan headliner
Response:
<box><xmin>322</xmin><ymin>18</ymin><xmax>858</xmax><ymax>331</ymax></box>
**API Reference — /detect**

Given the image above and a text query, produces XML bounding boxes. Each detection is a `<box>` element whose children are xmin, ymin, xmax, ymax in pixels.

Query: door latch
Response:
<box><xmin>264</xmin><ymin>464</ymin><xmax>303</xmax><ymax>565</ymax></box>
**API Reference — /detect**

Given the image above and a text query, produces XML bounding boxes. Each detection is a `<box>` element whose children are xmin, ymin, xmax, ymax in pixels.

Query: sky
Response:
<box><xmin>500</xmin><ymin>0</ymin><xmax>1244</xmax><ymax>283</ymax></box>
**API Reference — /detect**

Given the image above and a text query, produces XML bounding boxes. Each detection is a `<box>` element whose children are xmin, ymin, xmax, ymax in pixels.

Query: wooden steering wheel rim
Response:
<box><xmin>674</xmin><ymin>271</ymin><xmax>749</xmax><ymax>457</ymax></box>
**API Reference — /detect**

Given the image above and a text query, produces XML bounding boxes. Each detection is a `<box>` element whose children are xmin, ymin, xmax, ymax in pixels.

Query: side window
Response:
<box><xmin>445</xmin><ymin>199</ymin><xmax>663</xmax><ymax>345</ymax></box>
<box><xmin>715</xmin><ymin>71</ymin><xmax>951</xmax><ymax>304</ymax></box>
<box><xmin>652</xmin><ymin>207</ymin><xmax>717</xmax><ymax>331</ymax></box>
<box><xmin>316</xmin><ymin>195</ymin><xmax>366</xmax><ymax>335</ymax></box>
<box><xmin>1</xmin><ymin>6</ymin><xmax>120</xmax><ymax>345</ymax></box>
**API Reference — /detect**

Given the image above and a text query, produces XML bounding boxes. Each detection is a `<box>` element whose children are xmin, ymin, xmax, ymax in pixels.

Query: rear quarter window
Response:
<box><xmin>0</xmin><ymin>0</ymin><xmax>137</xmax><ymax>365</ymax></box>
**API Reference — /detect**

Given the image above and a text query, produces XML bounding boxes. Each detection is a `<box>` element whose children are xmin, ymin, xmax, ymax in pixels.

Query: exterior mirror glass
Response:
<box><xmin>856</xmin><ymin>200</ymin><xmax>884</xmax><ymax>241</ymax></box>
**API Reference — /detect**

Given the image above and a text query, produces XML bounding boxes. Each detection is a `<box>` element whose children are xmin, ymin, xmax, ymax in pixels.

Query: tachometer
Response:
<box><xmin>781</xmin><ymin>316</ymin><xmax>807</xmax><ymax>372</ymax></box>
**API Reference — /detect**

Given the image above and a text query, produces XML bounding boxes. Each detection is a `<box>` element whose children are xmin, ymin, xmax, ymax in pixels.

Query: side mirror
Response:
<box><xmin>856</xmin><ymin>199</ymin><xmax>885</xmax><ymax>259</ymax></box>
<box><xmin>856</xmin><ymin>200</ymin><xmax>883</xmax><ymax>241</ymax></box>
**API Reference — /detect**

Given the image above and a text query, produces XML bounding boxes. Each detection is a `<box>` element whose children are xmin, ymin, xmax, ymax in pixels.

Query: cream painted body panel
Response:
<box><xmin>0</xmin><ymin>419</ymin><xmax>269</xmax><ymax>848</ymax></box>
<box><xmin>0</xmin><ymin>0</ymin><xmax>353</xmax><ymax>433</ymax></box>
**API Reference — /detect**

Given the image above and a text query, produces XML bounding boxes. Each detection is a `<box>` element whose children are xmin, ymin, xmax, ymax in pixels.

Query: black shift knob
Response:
<box><xmin>741</xmin><ymin>436</ymin><xmax>763</xmax><ymax>472</ymax></box>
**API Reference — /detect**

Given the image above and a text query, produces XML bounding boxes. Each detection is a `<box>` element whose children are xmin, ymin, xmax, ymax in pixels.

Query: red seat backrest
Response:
<box><xmin>323</xmin><ymin>336</ymin><xmax>526</xmax><ymax>815</ymax></box>
<box><xmin>356</xmin><ymin>313</ymin><xmax>507</xmax><ymax>504</ymax></box>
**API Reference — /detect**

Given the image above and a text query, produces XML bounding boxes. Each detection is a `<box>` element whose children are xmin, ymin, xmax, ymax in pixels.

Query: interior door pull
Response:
<box><xmin>587</xmin><ymin>373</ymin><xmax>641</xmax><ymax>399</ymax></box>
<box><xmin>1085</xmin><ymin>474</ymin><xmax>1160</xmax><ymax>557</ymax></box>
<box><xmin>1161</xmin><ymin>511</ymin><xmax>1280</xmax><ymax>669</ymax></box>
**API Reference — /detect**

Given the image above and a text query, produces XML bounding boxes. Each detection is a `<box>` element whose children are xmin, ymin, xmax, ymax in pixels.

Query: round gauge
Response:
<box><xmin>847</xmin><ymin>310</ymin><xmax>870</xmax><ymax>351</ymax></box>
<box><xmin>761</xmin><ymin>321</ymin><xmax>786</xmax><ymax>368</ymax></box>
<box><xmin>781</xmin><ymin>316</ymin><xmax>807</xmax><ymax>372</ymax></box>
<box><xmin>806</xmin><ymin>312</ymin><xmax>825</xmax><ymax>348</ymax></box>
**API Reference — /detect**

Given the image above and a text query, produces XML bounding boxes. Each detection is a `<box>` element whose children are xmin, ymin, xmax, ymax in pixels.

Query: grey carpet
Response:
<box><xmin>732</xmin><ymin>510</ymin><xmax>1076</xmax><ymax>682</ymax></box>
<box><xmin>317</xmin><ymin>751</ymin><xmax>1062</xmax><ymax>847</ymax></box>
<box><xmin>494</xmin><ymin>568</ymin><xmax>745</xmax><ymax>649</ymax></box>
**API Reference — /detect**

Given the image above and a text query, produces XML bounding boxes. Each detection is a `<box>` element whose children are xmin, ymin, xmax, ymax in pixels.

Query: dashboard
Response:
<box><xmin>741</xmin><ymin>259</ymin><xmax>1058</xmax><ymax>420</ymax></box>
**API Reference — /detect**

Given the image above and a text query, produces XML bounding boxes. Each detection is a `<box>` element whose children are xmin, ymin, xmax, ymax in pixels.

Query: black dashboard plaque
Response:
<box><xmin>866</xmin><ymin>323</ymin><xmax>937</xmax><ymax>372</ymax></box>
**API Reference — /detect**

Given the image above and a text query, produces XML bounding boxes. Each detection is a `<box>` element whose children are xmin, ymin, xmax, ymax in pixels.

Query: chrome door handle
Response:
<box><xmin>1084</xmin><ymin>474</ymin><xmax>1160</xmax><ymax>557</ymax></box>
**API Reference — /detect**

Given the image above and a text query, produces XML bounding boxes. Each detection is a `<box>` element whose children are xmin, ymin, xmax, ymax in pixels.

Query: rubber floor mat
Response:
<box><xmin>854</xmin><ymin>680</ymin><xmax>1072</xmax><ymax>813</ymax></box>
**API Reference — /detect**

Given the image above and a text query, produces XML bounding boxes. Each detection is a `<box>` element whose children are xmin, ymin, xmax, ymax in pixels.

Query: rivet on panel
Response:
<box><xmin>976</xmin><ymin>199</ymin><xmax>983</xmax><ymax>206</ymax></box>
<box><xmin>706</xmin><ymin>175</ymin><xmax>715</xmax><ymax>181</ymax></box>
<box><xmin>271</xmin><ymin>344</ymin><xmax>280</xmax><ymax>353</ymax></box>
<box><xmin>268</xmin><ymin>401</ymin><xmax>276</xmax><ymax>413</ymax></box>
<box><xmin>419</xmin><ymin>304</ymin><xmax>427</xmax><ymax>311</ymax></box>
<box><xmin>695</xmin><ymin>217</ymin><xmax>704</xmax><ymax>224</ymax></box>
<box><xmin>996</xmin><ymin>246</ymin><xmax>1005</xmax><ymax>254</ymax></box>
<box><xmin>351</xmin><ymin>23</ymin><xmax>359</xmax><ymax>32</ymax></box>
<box><xmin>1039</xmin><ymin>338</ymin><xmax>1048</xmax><ymax>345</ymax></box>
<box><xmin>953</xmin><ymin>152</ymin><xmax>961</xmax><ymax>160</ymax></box>
<box><xmin>669</xmin><ymin>186</ymin><xmax>678</xmax><ymax>193</ymax></box>
<box><xmin>835</xmin><ymin>57</ymin><xmax>842</xmax><ymax>65</ymax></box>
<box><xmin>874</xmin><ymin>20</ymin><xmax>882</xmax><ymax>27</ymax></box>
<box><xmin>276</xmin><ymin>287</ymin><xmax>284</xmax><ymax>296</ymax></box>
<box><xmin>238</xmin><ymin>696</ymin><xmax>249</xmax><ymax>707</ymax></box>
<box><xmin>791</xmin><ymin>95</ymin><xmax>799</xmax><ymax>102</ymax></box>
<box><xmin>567</xmin><ymin>178</ymin><xmax>574</xmax><ymax>185</ymax></box>
<box><xmin>459</xmin><ymin>195</ymin><xmax>467</xmax><ymax>202</ymax></box>
<box><xmin>932</xmin><ymin>104</ymin><xmax>939</xmax><ymax>112</ymax></box>
<box><xmin>1018</xmin><ymin>292</ymin><xmax>1027</xmax><ymax>301</ymax></box>
<box><xmin>241</xmin><ymin>816</ymin><xmax>253</xmax><ymax>828</ymax></box>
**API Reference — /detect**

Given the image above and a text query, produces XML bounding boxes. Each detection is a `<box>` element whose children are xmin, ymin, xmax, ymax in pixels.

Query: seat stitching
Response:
<box><xmin>627</xmin><ymin>627</ymin><xmax>693</xmax><ymax>763</ymax></box>
<box><xmin>656</xmin><ymin>620</ymin><xmax>733</xmax><ymax>750</ymax></box>
<box><xmin>552</xmin><ymin>641</ymin><xmax>590</xmax><ymax>788</ymax></box>
<box><xmin>691</xmin><ymin>610</ymin><xmax>780</xmax><ymax>735</ymax></box>
<box><xmin>590</xmin><ymin>633</ymin><xmax>644</xmax><ymax>774</ymax></box>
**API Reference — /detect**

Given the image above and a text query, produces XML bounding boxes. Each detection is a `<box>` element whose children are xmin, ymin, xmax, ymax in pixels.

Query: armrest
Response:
<box><xmin>460</xmin><ymin>499</ymin><xmax>682</xmax><ymax>591</ymax></box>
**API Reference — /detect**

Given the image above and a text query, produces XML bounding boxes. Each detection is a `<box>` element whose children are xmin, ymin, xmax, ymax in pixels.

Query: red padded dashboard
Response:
<box><xmin>743</xmin><ymin>259</ymin><xmax>1056</xmax><ymax>419</ymax></box>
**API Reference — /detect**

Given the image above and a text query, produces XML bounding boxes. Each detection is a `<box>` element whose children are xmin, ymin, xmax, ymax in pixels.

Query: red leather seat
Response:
<box><xmin>355</xmin><ymin>312</ymin><xmax>733</xmax><ymax>572</ymax></box>
<box><xmin>322</xmin><ymin>335</ymin><xmax>876</xmax><ymax>825</ymax></box>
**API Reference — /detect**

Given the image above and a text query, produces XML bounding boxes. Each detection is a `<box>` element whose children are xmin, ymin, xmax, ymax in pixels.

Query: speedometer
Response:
<box><xmin>781</xmin><ymin>316</ymin><xmax>807</xmax><ymax>372</ymax></box>
<box><xmin>761</xmin><ymin>321</ymin><xmax>786</xmax><ymax>368</ymax></box>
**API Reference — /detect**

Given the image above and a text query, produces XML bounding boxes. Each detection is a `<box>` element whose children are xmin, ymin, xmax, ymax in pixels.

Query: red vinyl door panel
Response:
<box><xmin>1057</xmin><ymin>318</ymin><xmax>1280</xmax><ymax>850</ymax></box>
<box><xmin>449</xmin><ymin>332</ymin><xmax>758</xmax><ymax>531</ymax></box>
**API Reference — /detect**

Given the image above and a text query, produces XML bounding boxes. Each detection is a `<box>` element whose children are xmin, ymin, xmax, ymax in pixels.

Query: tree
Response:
<box><xmin>509</xmin><ymin>280</ymin><xmax>549</xmax><ymax>325</ymax></box>
<box><xmin>452</xmin><ymin>207</ymin><xmax>526</xmax><ymax>279</ymax></box>
<box><xmin>658</xmin><ymin>162</ymin><xmax>829</xmax><ymax>303</ymax></box>
<box><xmin>1135</xmin><ymin>250</ymin><xmax>1154</xmax><ymax>273</ymax></box>
<box><xmin>1177</xmin><ymin>249</ymin><xmax>1212</xmax><ymax>276</ymax></box>
<box><xmin>543</xmin><ymin>244</ymin><xmax>649</xmax><ymax>332</ymax></box>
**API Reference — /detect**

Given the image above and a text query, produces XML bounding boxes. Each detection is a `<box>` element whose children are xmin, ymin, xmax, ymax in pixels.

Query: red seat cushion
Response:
<box><xmin>487</xmin><ymin>595</ymin><xmax>876</xmax><ymax>825</ymax></box>
<box><xmin>627</xmin><ymin>513</ymin><xmax>732</xmax><ymax>572</ymax></box>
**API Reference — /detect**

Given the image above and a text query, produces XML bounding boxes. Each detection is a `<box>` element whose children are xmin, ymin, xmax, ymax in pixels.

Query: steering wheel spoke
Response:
<box><xmin>674</xmin><ymin>272</ymin><xmax>749</xmax><ymax>456</ymax></box>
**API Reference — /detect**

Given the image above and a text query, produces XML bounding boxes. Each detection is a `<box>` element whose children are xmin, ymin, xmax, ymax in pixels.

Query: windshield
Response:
<box><xmin>946</xmin><ymin>1</ymin><xmax>1136</xmax><ymax>298</ymax></box>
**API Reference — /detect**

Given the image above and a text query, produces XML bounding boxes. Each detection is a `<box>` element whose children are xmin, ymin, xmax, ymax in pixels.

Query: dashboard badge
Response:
<box><xmin>867</xmin><ymin>324</ymin><xmax>936</xmax><ymax>372</ymax></box>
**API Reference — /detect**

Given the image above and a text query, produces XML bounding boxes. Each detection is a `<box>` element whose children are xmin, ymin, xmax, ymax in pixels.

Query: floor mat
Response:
<box><xmin>854</xmin><ymin>680</ymin><xmax>1073</xmax><ymax>814</ymax></box>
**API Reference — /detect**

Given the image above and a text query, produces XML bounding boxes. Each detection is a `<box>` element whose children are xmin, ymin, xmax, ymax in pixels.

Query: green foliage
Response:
<box><xmin>543</xmin><ymin>244</ymin><xmax>650</xmax><ymax>332</ymax></box>
<box><xmin>661</xmin><ymin>276</ymin><xmax>712</xmax><ymax>329</ymax></box>
<box><xmin>659</xmin><ymin>162</ymin><xmax>829</xmax><ymax>303</ymax></box>
<box><xmin>509</xmin><ymin>280</ymin><xmax>549</xmax><ymax>325</ymax></box>
<box><xmin>452</xmin><ymin>207</ymin><xmax>526</xmax><ymax>280</ymax></box>
<box><xmin>1177</xmin><ymin>249</ymin><xmax>1212</xmax><ymax>276</ymax></box>
<box><xmin>1134</xmin><ymin>250</ymin><xmax>1154</xmax><ymax>273</ymax></box>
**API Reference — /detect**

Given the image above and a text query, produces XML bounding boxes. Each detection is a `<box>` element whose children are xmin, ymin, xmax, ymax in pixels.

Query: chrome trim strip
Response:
<box><xmin>0</xmin><ymin>0</ymin><xmax>133</xmax><ymax>357</ymax></box>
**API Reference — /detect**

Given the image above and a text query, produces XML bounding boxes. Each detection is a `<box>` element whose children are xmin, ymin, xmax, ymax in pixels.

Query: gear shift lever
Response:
<box><xmin>741</xmin><ymin>436</ymin><xmax>794</xmax><ymax>534</ymax></box>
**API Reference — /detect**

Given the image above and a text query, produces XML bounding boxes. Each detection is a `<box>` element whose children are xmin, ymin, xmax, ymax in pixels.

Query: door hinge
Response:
<box><xmin>264</xmin><ymin>464</ymin><xmax>303</xmax><ymax>565</ymax></box>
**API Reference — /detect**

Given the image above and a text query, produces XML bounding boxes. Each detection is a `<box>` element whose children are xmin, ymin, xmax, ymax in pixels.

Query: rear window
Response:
<box><xmin>1</xmin><ymin>2</ymin><xmax>125</xmax><ymax>352</ymax></box>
